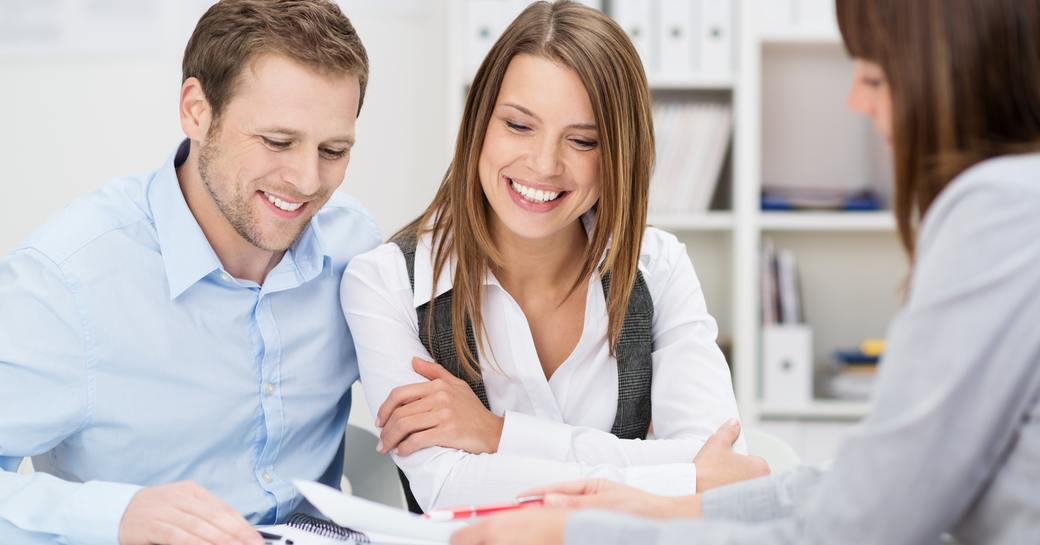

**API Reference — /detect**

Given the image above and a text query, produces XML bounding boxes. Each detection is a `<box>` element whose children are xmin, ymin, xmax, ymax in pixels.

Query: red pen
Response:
<box><xmin>422</xmin><ymin>496</ymin><xmax>544</xmax><ymax>521</ymax></box>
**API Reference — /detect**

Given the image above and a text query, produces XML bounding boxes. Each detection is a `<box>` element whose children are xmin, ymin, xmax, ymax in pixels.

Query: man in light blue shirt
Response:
<box><xmin>0</xmin><ymin>2</ymin><xmax>380</xmax><ymax>544</ymax></box>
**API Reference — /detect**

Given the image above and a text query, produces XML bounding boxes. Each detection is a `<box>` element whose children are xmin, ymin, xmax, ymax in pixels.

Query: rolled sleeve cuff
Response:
<box><xmin>699</xmin><ymin>466</ymin><xmax>823</xmax><ymax>523</ymax></box>
<box><xmin>63</xmin><ymin>480</ymin><xmax>142</xmax><ymax>545</ymax></box>
<box><xmin>624</xmin><ymin>464</ymin><xmax>697</xmax><ymax>497</ymax></box>
<box><xmin>497</xmin><ymin>411</ymin><xmax>572</xmax><ymax>461</ymax></box>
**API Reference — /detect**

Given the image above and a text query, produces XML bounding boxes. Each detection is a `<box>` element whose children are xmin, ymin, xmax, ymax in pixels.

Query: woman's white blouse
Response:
<box><xmin>340</xmin><ymin>226</ymin><xmax>744</xmax><ymax>510</ymax></box>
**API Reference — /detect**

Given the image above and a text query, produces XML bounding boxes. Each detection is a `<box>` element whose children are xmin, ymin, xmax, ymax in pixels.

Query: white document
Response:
<box><xmin>293</xmin><ymin>480</ymin><xmax>468</xmax><ymax>545</ymax></box>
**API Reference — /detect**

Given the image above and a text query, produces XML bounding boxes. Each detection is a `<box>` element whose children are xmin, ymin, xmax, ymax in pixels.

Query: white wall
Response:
<box><xmin>0</xmin><ymin>0</ymin><xmax>452</xmax><ymax>254</ymax></box>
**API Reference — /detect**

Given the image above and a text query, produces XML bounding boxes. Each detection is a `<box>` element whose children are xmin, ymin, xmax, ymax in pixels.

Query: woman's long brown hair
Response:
<box><xmin>395</xmin><ymin>0</ymin><xmax>654</xmax><ymax>378</ymax></box>
<box><xmin>837</xmin><ymin>0</ymin><xmax>1040</xmax><ymax>259</ymax></box>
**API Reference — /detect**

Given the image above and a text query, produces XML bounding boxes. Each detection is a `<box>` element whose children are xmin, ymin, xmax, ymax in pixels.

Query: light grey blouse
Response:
<box><xmin>566</xmin><ymin>152</ymin><xmax>1040</xmax><ymax>545</ymax></box>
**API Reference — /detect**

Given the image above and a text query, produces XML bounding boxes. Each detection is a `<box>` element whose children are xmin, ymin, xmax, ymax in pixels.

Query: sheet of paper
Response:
<box><xmin>294</xmin><ymin>480</ymin><xmax>468</xmax><ymax>545</ymax></box>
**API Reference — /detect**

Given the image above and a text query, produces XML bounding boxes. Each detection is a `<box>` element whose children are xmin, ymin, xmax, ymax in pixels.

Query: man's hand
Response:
<box><xmin>693</xmin><ymin>419</ymin><xmax>770</xmax><ymax>492</ymax></box>
<box><xmin>376</xmin><ymin>357</ymin><xmax>504</xmax><ymax>456</ymax></box>
<box><xmin>525</xmin><ymin>480</ymin><xmax>702</xmax><ymax>519</ymax></box>
<box><xmin>118</xmin><ymin>481</ymin><xmax>262</xmax><ymax>545</ymax></box>
<box><xmin>451</xmin><ymin>508</ymin><xmax>569</xmax><ymax>545</ymax></box>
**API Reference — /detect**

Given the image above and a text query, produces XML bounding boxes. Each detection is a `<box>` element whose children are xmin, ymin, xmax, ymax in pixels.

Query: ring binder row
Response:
<box><xmin>461</xmin><ymin>1</ymin><xmax>734</xmax><ymax>83</ymax></box>
<box><xmin>613</xmin><ymin>0</ymin><xmax>733</xmax><ymax>81</ymax></box>
<box><xmin>285</xmin><ymin>512</ymin><xmax>370</xmax><ymax>543</ymax></box>
<box><xmin>463</xmin><ymin>0</ymin><xmax>605</xmax><ymax>77</ymax></box>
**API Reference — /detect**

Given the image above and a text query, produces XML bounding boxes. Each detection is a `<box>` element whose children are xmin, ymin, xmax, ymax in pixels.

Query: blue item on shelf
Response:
<box><xmin>831</xmin><ymin>349</ymin><xmax>880</xmax><ymax>365</ymax></box>
<box><xmin>760</xmin><ymin>187</ymin><xmax>883</xmax><ymax>211</ymax></box>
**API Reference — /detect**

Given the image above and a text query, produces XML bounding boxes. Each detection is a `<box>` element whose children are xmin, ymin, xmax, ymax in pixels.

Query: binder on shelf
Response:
<box><xmin>612</xmin><ymin>0</ymin><xmax>656</xmax><ymax>74</ymax></box>
<box><xmin>761</xmin><ymin>324</ymin><xmax>813</xmax><ymax>407</ymax></box>
<box><xmin>760</xmin><ymin>238</ymin><xmax>779</xmax><ymax>325</ymax></box>
<box><xmin>776</xmin><ymin>249</ymin><xmax>803</xmax><ymax>324</ymax></box>
<box><xmin>698</xmin><ymin>0</ymin><xmax>733</xmax><ymax>78</ymax></box>
<box><xmin>656</xmin><ymin>0</ymin><xmax>697</xmax><ymax>78</ymax></box>
<box><xmin>760</xmin><ymin>238</ymin><xmax>804</xmax><ymax>326</ymax></box>
<box><xmin>464</xmin><ymin>0</ymin><xmax>526</xmax><ymax>78</ymax></box>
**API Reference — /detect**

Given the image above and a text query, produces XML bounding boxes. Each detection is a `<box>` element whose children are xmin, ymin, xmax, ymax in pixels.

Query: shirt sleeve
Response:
<box><xmin>0</xmin><ymin>248</ymin><xmax>142</xmax><ymax>545</ymax></box>
<box><xmin>498</xmin><ymin>231</ymin><xmax>745</xmax><ymax>467</ymax></box>
<box><xmin>340</xmin><ymin>245</ymin><xmax>698</xmax><ymax>510</ymax></box>
<box><xmin>569</xmin><ymin>177</ymin><xmax>1040</xmax><ymax>545</ymax></box>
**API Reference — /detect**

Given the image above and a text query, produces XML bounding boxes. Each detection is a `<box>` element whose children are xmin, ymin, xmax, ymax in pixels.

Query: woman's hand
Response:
<box><xmin>451</xmin><ymin>508</ymin><xmax>570</xmax><ymax>545</ymax></box>
<box><xmin>376</xmin><ymin>357</ymin><xmax>504</xmax><ymax>456</ymax></box>
<box><xmin>692</xmin><ymin>419</ymin><xmax>771</xmax><ymax>492</ymax></box>
<box><xmin>523</xmin><ymin>480</ymin><xmax>702</xmax><ymax>519</ymax></box>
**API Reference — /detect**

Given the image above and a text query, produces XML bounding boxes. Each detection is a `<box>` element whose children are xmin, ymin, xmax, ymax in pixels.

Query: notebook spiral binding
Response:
<box><xmin>286</xmin><ymin>513</ymin><xmax>370</xmax><ymax>543</ymax></box>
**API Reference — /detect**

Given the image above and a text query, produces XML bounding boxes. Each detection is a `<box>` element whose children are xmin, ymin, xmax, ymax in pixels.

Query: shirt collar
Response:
<box><xmin>412</xmin><ymin>229</ymin><xmax>465</xmax><ymax>308</ymax></box>
<box><xmin>149</xmin><ymin>139</ymin><xmax>331</xmax><ymax>300</ymax></box>
<box><xmin>149</xmin><ymin>139</ymin><xmax>222</xmax><ymax>300</ymax></box>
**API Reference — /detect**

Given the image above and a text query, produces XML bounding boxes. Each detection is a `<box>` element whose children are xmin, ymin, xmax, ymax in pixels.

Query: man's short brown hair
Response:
<box><xmin>182</xmin><ymin>0</ymin><xmax>369</xmax><ymax>121</ymax></box>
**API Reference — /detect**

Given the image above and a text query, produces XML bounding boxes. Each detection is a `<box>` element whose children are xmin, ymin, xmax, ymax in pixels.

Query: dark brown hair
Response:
<box><xmin>837</xmin><ymin>0</ymin><xmax>1040</xmax><ymax>257</ymax></box>
<box><xmin>396</xmin><ymin>0</ymin><xmax>653</xmax><ymax>377</ymax></box>
<box><xmin>183</xmin><ymin>0</ymin><xmax>369</xmax><ymax>121</ymax></box>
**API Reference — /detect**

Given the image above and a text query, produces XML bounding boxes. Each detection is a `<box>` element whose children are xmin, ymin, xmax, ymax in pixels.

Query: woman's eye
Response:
<box><xmin>572</xmin><ymin>138</ymin><xmax>598</xmax><ymax>150</ymax></box>
<box><xmin>505</xmin><ymin>120</ymin><xmax>530</xmax><ymax>132</ymax></box>
<box><xmin>263</xmin><ymin>137</ymin><xmax>291</xmax><ymax>149</ymax></box>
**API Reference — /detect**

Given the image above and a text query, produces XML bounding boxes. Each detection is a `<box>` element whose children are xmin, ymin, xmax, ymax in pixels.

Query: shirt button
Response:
<box><xmin>264</xmin><ymin>383</ymin><xmax>275</xmax><ymax>396</ymax></box>
<box><xmin>262</xmin><ymin>471</ymin><xmax>273</xmax><ymax>483</ymax></box>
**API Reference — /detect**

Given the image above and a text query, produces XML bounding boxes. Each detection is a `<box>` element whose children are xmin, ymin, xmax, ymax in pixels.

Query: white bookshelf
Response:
<box><xmin>448</xmin><ymin>0</ymin><xmax>900</xmax><ymax>458</ymax></box>
<box><xmin>733</xmin><ymin>0</ymin><xmax>902</xmax><ymax>435</ymax></box>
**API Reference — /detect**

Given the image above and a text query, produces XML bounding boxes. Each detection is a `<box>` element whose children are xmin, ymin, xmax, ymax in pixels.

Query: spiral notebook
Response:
<box><xmin>261</xmin><ymin>514</ymin><xmax>444</xmax><ymax>545</ymax></box>
<box><xmin>261</xmin><ymin>513</ymin><xmax>369</xmax><ymax>544</ymax></box>
<box><xmin>258</xmin><ymin>480</ymin><xmax>465</xmax><ymax>545</ymax></box>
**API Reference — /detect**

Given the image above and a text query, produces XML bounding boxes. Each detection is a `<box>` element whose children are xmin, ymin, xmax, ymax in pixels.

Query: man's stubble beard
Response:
<box><xmin>197</xmin><ymin>136</ymin><xmax>308</xmax><ymax>253</ymax></box>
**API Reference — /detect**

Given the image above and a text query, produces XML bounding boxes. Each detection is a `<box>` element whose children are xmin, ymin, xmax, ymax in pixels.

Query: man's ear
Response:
<box><xmin>179</xmin><ymin>77</ymin><xmax>213</xmax><ymax>140</ymax></box>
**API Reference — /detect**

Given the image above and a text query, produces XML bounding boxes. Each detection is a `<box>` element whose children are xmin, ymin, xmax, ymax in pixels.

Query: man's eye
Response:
<box><xmin>322</xmin><ymin>148</ymin><xmax>348</xmax><ymax>160</ymax></box>
<box><xmin>262</xmin><ymin>137</ymin><xmax>291</xmax><ymax>149</ymax></box>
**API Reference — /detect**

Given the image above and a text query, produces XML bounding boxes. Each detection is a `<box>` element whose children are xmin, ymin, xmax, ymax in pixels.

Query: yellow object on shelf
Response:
<box><xmin>859</xmin><ymin>338</ymin><xmax>886</xmax><ymax>357</ymax></box>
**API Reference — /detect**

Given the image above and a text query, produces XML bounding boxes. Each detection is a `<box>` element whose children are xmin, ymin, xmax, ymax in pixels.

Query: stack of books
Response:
<box><xmin>649</xmin><ymin>101</ymin><xmax>732</xmax><ymax>214</ymax></box>
<box><xmin>825</xmin><ymin>339</ymin><xmax>884</xmax><ymax>400</ymax></box>
<box><xmin>760</xmin><ymin>238</ymin><xmax>804</xmax><ymax>325</ymax></box>
<box><xmin>760</xmin><ymin>186</ymin><xmax>883</xmax><ymax>211</ymax></box>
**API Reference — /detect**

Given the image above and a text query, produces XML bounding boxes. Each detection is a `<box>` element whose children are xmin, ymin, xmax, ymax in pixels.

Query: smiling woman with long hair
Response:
<box><xmin>451</xmin><ymin>0</ymin><xmax>1040</xmax><ymax>543</ymax></box>
<box><xmin>340</xmin><ymin>0</ymin><xmax>766</xmax><ymax>513</ymax></box>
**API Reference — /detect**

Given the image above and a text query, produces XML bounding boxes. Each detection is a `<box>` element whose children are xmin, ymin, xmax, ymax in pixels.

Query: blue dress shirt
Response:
<box><xmin>0</xmin><ymin>140</ymin><xmax>381</xmax><ymax>545</ymax></box>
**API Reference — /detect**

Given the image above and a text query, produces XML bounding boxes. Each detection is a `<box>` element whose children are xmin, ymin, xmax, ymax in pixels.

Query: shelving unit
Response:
<box><xmin>733</xmin><ymin>0</ymin><xmax>902</xmax><ymax>451</ymax></box>
<box><xmin>449</xmin><ymin>0</ymin><xmax>904</xmax><ymax>459</ymax></box>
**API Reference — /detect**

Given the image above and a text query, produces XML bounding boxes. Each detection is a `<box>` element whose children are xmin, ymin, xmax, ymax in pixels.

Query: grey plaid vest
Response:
<box><xmin>389</xmin><ymin>231</ymin><xmax>654</xmax><ymax>512</ymax></box>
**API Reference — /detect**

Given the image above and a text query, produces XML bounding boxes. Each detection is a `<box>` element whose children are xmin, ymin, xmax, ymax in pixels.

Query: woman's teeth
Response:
<box><xmin>510</xmin><ymin>179</ymin><xmax>561</xmax><ymax>203</ymax></box>
<box><xmin>264</xmin><ymin>191</ymin><xmax>303</xmax><ymax>212</ymax></box>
